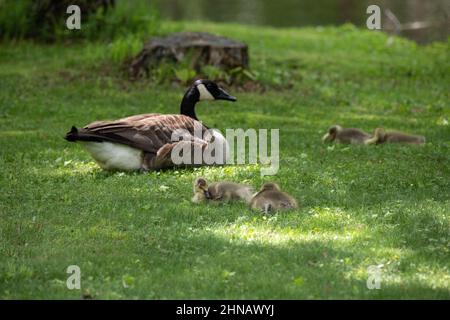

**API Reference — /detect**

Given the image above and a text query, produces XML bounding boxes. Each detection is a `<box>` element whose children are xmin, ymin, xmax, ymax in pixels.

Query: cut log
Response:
<box><xmin>128</xmin><ymin>32</ymin><xmax>249</xmax><ymax>79</ymax></box>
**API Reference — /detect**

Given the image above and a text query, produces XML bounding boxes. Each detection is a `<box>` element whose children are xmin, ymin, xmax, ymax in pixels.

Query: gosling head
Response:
<box><xmin>368</xmin><ymin>127</ymin><xmax>387</xmax><ymax>144</ymax></box>
<box><xmin>322</xmin><ymin>125</ymin><xmax>343</xmax><ymax>143</ymax></box>
<box><xmin>260</xmin><ymin>182</ymin><xmax>281</xmax><ymax>192</ymax></box>
<box><xmin>373</xmin><ymin>127</ymin><xmax>386</xmax><ymax>140</ymax></box>
<box><xmin>194</xmin><ymin>177</ymin><xmax>211</xmax><ymax>199</ymax></box>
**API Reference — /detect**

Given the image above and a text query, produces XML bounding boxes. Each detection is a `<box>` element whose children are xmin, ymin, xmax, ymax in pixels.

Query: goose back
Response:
<box><xmin>67</xmin><ymin>114</ymin><xmax>209</xmax><ymax>154</ymax></box>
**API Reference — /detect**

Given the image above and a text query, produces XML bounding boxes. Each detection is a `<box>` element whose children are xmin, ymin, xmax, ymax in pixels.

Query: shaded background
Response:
<box><xmin>154</xmin><ymin>0</ymin><xmax>450</xmax><ymax>43</ymax></box>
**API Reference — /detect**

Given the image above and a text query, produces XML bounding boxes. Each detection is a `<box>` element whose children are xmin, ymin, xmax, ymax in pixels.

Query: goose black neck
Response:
<box><xmin>180</xmin><ymin>88</ymin><xmax>199</xmax><ymax>121</ymax></box>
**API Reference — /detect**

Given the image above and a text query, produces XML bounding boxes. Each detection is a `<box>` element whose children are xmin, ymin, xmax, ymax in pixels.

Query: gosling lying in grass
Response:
<box><xmin>365</xmin><ymin>128</ymin><xmax>426</xmax><ymax>145</ymax></box>
<box><xmin>191</xmin><ymin>177</ymin><xmax>253</xmax><ymax>204</ymax></box>
<box><xmin>322</xmin><ymin>125</ymin><xmax>372</xmax><ymax>144</ymax></box>
<box><xmin>250</xmin><ymin>182</ymin><xmax>298</xmax><ymax>214</ymax></box>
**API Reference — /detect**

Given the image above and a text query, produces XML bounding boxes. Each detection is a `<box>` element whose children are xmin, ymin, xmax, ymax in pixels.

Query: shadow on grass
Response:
<box><xmin>125</xmin><ymin>225</ymin><xmax>450</xmax><ymax>299</ymax></box>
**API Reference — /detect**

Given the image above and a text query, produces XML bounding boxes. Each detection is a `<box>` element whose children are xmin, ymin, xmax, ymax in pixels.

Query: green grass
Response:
<box><xmin>0</xmin><ymin>21</ymin><xmax>449</xmax><ymax>299</ymax></box>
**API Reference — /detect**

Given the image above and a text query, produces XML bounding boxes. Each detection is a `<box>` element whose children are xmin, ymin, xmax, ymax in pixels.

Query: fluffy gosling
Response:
<box><xmin>250</xmin><ymin>182</ymin><xmax>298</xmax><ymax>214</ymax></box>
<box><xmin>192</xmin><ymin>177</ymin><xmax>253</xmax><ymax>204</ymax></box>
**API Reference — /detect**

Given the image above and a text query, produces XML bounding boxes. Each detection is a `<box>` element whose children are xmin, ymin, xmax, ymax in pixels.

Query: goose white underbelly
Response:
<box><xmin>80</xmin><ymin>141</ymin><xmax>143</xmax><ymax>170</ymax></box>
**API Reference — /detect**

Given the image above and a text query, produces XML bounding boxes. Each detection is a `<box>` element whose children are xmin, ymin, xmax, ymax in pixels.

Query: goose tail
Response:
<box><xmin>64</xmin><ymin>126</ymin><xmax>104</xmax><ymax>143</ymax></box>
<box><xmin>65</xmin><ymin>126</ymin><xmax>79</xmax><ymax>142</ymax></box>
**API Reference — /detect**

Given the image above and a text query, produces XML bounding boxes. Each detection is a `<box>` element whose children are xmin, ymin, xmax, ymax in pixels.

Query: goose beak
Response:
<box><xmin>204</xmin><ymin>190</ymin><xmax>211</xmax><ymax>199</ymax></box>
<box><xmin>216</xmin><ymin>88</ymin><xmax>236</xmax><ymax>102</ymax></box>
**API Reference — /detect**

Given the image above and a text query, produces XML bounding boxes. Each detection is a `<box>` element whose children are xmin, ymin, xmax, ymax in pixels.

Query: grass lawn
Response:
<box><xmin>0</xmin><ymin>21</ymin><xmax>449</xmax><ymax>299</ymax></box>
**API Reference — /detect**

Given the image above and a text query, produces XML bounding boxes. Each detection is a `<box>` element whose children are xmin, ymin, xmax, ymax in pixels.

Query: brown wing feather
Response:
<box><xmin>78</xmin><ymin>114</ymin><xmax>207</xmax><ymax>154</ymax></box>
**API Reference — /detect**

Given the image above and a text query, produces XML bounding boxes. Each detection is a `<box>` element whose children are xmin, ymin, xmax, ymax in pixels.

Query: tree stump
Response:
<box><xmin>128</xmin><ymin>32</ymin><xmax>249</xmax><ymax>79</ymax></box>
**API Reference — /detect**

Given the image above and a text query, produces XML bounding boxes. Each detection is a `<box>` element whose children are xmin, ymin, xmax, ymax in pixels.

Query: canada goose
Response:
<box><xmin>250</xmin><ymin>182</ymin><xmax>298</xmax><ymax>214</ymax></box>
<box><xmin>191</xmin><ymin>177</ymin><xmax>253</xmax><ymax>204</ymax></box>
<box><xmin>65</xmin><ymin>80</ymin><xmax>236</xmax><ymax>171</ymax></box>
<box><xmin>322</xmin><ymin>125</ymin><xmax>372</xmax><ymax>144</ymax></box>
<box><xmin>365</xmin><ymin>128</ymin><xmax>426</xmax><ymax>145</ymax></box>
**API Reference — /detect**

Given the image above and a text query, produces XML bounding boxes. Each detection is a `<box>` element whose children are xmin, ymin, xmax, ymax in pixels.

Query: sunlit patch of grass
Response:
<box><xmin>0</xmin><ymin>130</ymin><xmax>40</xmax><ymax>137</ymax></box>
<box><xmin>182</xmin><ymin>164</ymin><xmax>263</xmax><ymax>184</ymax></box>
<box><xmin>208</xmin><ymin>221</ymin><xmax>363</xmax><ymax>246</ymax></box>
<box><xmin>204</xmin><ymin>207</ymin><xmax>367</xmax><ymax>247</ymax></box>
<box><xmin>349</xmin><ymin>252</ymin><xmax>450</xmax><ymax>292</ymax></box>
<box><xmin>408</xmin><ymin>267</ymin><xmax>450</xmax><ymax>291</ymax></box>
<box><xmin>49</xmin><ymin>160</ymin><xmax>101</xmax><ymax>176</ymax></box>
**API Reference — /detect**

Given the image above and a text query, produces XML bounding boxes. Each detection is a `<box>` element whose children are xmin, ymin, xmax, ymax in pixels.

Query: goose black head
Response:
<box><xmin>322</xmin><ymin>125</ymin><xmax>343</xmax><ymax>143</ymax></box>
<box><xmin>181</xmin><ymin>79</ymin><xmax>236</xmax><ymax>120</ymax></box>
<box><xmin>194</xmin><ymin>79</ymin><xmax>237</xmax><ymax>102</ymax></box>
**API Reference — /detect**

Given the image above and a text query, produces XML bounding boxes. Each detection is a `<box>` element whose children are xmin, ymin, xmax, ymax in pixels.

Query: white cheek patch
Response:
<box><xmin>197</xmin><ymin>83</ymin><xmax>215</xmax><ymax>101</ymax></box>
